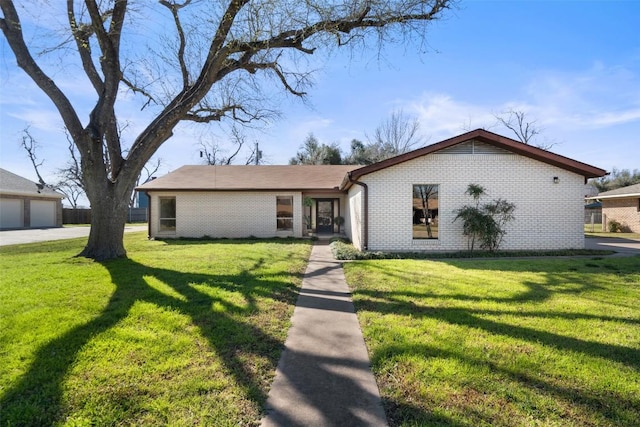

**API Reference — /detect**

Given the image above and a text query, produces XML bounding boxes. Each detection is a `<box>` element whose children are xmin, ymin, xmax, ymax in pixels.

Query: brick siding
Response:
<box><xmin>355</xmin><ymin>153</ymin><xmax>585</xmax><ymax>252</ymax></box>
<box><xmin>149</xmin><ymin>191</ymin><xmax>303</xmax><ymax>239</ymax></box>
<box><xmin>602</xmin><ymin>198</ymin><xmax>640</xmax><ymax>233</ymax></box>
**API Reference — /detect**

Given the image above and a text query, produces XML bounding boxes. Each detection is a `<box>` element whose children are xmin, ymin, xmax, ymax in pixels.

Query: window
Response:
<box><xmin>412</xmin><ymin>184</ymin><xmax>439</xmax><ymax>239</ymax></box>
<box><xmin>159</xmin><ymin>197</ymin><xmax>176</xmax><ymax>232</ymax></box>
<box><xmin>276</xmin><ymin>196</ymin><xmax>293</xmax><ymax>231</ymax></box>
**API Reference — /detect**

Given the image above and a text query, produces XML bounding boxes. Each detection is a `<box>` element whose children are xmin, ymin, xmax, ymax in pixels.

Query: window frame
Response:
<box><xmin>412</xmin><ymin>184</ymin><xmax>439</xmax><ymax>240</ymax></box>
<box><xmin>158</xmin><ymin>196</ymin><xmax>177</xmax><ymax>233</ymax></box>
<box><xmin>276</xmin><ymin>195</ymin><xmax>294</xmax><ymax>231</ymax></box>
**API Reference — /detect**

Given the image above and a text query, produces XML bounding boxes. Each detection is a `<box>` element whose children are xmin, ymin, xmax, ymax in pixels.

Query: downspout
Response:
<box><xmin>347</xmin><ymin>172</ymin><xmax>368</xmax><ymax>250</ymax></box>
<box><xmin>144</xmin><ymin>191</ymin><xmax>151</xmax><ymax>239</ymax></box>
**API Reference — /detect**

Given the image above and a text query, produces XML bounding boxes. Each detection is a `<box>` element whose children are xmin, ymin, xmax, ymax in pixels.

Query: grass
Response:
<box><xmin>585</xmin><ymin>223</ymin><xmax>604</xmax><ymax>233</ymax></box>
<box><xmin>584</xmin><ymin>224</ymin><xmax>640</xmax><ymax>239</ymax></box>
<box><xmin>0</xmin><ymin>233</ymin><xmax>311</xmax><ymax>426</ymax></box>
<box><xmin>343</xmin><ymin>256</ymin><xmax>640</xmax><ymax>426</ymax></box>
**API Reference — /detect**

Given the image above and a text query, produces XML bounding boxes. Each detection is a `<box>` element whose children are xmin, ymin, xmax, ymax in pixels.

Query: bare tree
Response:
<box><xmin>2</xmin><ymin>0</ymin><xmax>454</xmax><ymax>259</ymax></box>
<box><xmin>494</xmin><ymin>109</ymin><xmax>557</xmax><ymax>150</ymax></box>
<box><xmin>19</xmin><ymin>127</ymin><xmax>47</xmax><ymax>188</ymax></box>
<box><xmin>53</xmin><ymin>135</ymin><xmax>87</xmax><ymax>208</ymax></box>
<box><xmin>199</xmin><ymin>127</ymin><xmax>261</xmax><ymax>165</ymax></box>
<box><xmin>130</xmin><ymin>158</ymin><xmax>163</xmax><ymax>209</ymax></box>
<box><xmin>20</xmin><ymin>127</ymin><xmax>161</xmax><ymax>209</ymax></box>
<box><xmin>21</xmin><ymin>127</ymin><xmax>84</xmax><ymax>207</ymax></box>
<box><xmin>364</xmin><ymin>110</ymin><xmax>428</xmax><ymax>163</ymax></box>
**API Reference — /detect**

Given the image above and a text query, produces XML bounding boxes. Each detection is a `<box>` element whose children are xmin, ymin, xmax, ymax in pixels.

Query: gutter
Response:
<box><xmin>347</xmin><ymin>172</ymin><xmax>368</xmax><ymax>250</ymax></box>
<box><xmin>586</xmin><ymin>193</ymin><xmax>640</xmax><ymax>201</ymax></box>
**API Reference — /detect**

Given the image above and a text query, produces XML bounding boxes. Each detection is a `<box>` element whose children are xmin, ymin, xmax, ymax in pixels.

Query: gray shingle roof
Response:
<box><xmin>594</xmin><ymin>183</ymin><xmax>640</xmax><ymax>199</ymax></box>
<box><xmin>0</xmin><ymin>168</ymin><xmax>64</xmax><ymax>198</ymax></box>
<box><xmin>137</xmin><ymin>165</ymin><xmax>359</xmax><ymax>191</ymax></box>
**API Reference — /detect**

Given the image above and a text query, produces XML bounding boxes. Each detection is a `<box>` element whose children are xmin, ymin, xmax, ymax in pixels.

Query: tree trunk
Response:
<box><xmin>78</xmin><ymin>184</ymin><xmax>130</xmax><ymax>261</ymax></box>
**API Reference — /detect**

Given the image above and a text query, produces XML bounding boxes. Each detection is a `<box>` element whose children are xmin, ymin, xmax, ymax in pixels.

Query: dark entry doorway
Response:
<box><xmin>316</xmin><ymin>199</ymin><xmax>334</xmax><ymax>234</ymax></box>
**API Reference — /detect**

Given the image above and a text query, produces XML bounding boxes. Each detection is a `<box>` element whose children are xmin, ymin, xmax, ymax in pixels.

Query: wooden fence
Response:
<box><xmin>63</xmin><ymin>208</ymin><xmax>148</xmax><ymax>224</ymax></box>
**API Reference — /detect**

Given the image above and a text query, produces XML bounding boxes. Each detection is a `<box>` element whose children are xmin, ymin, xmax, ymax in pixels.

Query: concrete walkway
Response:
<box><xmin>261</xmin><ymin>242</ymin><xmax>388</xmax><ymax>427</ymax></box>
<box><xmin>584</xmin><ymin>236</ymin><xmax>640</xmax><ymax>257</ymax></box>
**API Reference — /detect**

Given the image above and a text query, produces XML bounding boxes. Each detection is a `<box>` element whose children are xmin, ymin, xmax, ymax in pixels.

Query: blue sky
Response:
<box><xmin>1</xmin><ymin>0</ymin><xmax>639</xmax><ymax>197</ymax></box>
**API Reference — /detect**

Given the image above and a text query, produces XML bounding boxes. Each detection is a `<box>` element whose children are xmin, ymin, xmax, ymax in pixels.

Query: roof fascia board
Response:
<box><xmin>0</xmin><ymin>190</ymin><xmax>64</xmax><ymax>199</ymax></box>
<box><xmin>342</xmin><ymin>129</ymin><xmax>607</xmax><ymax>188</ymax></box>
<box><xmin>137</xmin><ymin>187</ymin><xmax>346</xmax><ymax>193</ymax></box>
<box><xmin>586</xmin><ymin>193</ymin><xmax>640</xmax><ymax>200</ymax></box>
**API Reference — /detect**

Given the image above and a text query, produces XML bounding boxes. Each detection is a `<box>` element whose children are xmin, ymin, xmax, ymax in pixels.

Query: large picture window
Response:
<box><xmin>159</xmin><ymin>197</ymin><xmax>176</xmax><ymax>232</ymax></box>
<box><xmin>413</xmin><ymin>185</ymin><xmax>439</xmax><ymax>239</ymax></box>
<box><xmin>276</xmin><ymin>196</ymin><xmax>293</xmax><ymax>231</ymax></box>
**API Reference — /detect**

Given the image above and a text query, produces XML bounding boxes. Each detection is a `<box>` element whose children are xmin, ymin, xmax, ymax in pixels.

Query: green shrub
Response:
<box><xmin>453</xmin><ymin>184</ymin><xmax>515</xmax><ymax>252</ymax></box>
<box><xmin>330</xmin><ymin>240</ymin><xmax>362</xmax><ymax>260</ymax></box>
<box><xmin>608</xmin><ymin>220</ymin><xmax>622</xmax><ymax>232</ymax></box>
<box><xmin>329</xmin><ymin>240</ymin><xmax>613</xmax><ymax>261</ymax></box>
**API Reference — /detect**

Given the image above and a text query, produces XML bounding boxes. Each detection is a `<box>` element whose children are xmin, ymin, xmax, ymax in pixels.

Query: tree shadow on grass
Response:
<box><xmin>1</xmin><ymin>257</ymin><xmax>300</xmax><ymax>426</ymax></box>
<box><xmin>354</xmin><ymin>265</ymin><xmax>640</xmax><ymax>369</ymax></box>
<box><xmin>348</xmin><ymin>259</ymin><xmax>640</xmax><ymax>426</ymax></box>
<box><xmin>375</xmin><ymin>342</ymin><xmax>640</xmax><ymax>427</ymax></box>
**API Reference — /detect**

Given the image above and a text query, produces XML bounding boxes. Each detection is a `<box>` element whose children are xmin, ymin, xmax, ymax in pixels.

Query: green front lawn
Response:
<box><xmin>344</xmin><ymin>257</ymin><xmax>640</xmax><ymax>426</ymax></box>
<box><xmin>0</xmin><ymin>234</ymin><xmax>311</xmax><ymax>426</ymax></box>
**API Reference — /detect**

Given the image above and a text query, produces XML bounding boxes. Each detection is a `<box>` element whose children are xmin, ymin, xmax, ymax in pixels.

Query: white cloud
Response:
<box><xmin>524</xmin><ymin>62</ymin><xmax>640</xmax><ymax>130</ymax></box>
<box><xmin>7</xmin><ymin>109</ymin><xmax>65</xmax><ymax>134</ymax></box>
<box><xmin>406</xmin><ymin>93</ymin><xmax>495</xmax><ymax>139</ymax></box>
<box><xmin>402</xmin><ymin>61</ymin><xmax>640</xmax><ymax>140</ymax></box>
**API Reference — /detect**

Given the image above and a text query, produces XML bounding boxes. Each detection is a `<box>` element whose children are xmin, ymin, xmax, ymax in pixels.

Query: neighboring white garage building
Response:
<box><xmin>0</xmin><ymin>168</ymin><xmax>64</xmax><ymax>230</ymax></box>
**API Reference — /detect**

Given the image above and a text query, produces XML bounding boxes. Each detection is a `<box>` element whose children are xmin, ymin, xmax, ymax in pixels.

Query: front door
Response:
<box><xmin>316</xmin><ymin>200</ymin><xmax>334</xmax><ymax>234</ymax></box>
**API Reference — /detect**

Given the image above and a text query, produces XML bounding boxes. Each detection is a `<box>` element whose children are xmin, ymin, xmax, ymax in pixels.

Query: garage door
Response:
<box><xmin>31</xmin><ymin>200</ymin><xmax>56</xmax><ymax>227</ymax></box>
<box><xmin>0</xmin><ymin>198</ymin><xmax>24</xmax><ymax>229</ymax></box>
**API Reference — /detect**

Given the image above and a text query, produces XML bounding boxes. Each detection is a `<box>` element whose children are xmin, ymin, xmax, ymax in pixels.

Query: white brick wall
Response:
<box><xmin>346</xmin><ymin>186</ymin><xmax>363</xmax><ymax>249</ymax></box>
<box><xmin>358</xmin><ymin>153</ymin><xmax>585</xmax><ymax>252</ymax></box>
<box><xmin>149</xmin><ymin>191</ymin><xmax>303</xmax><ymax>238</ymax></box>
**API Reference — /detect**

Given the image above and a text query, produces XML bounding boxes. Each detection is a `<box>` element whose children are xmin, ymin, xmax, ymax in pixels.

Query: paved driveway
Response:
<box><xmin>585</xmin><ymin>236</ymin><xmax>640</xmax><ymax>256</ymax></box>
<box><xmin>0</xmin><ymin>225</ymin><xmax>147</xmax><ymax>246</ymax></box>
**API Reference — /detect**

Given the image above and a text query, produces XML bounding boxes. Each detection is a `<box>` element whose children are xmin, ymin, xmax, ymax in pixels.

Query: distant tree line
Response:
<box><xmin>589</xmin><ymin>168</ymin><xmax>640</xmax><ymax>192</ymax></box>
<box><xmin>290</xmin><ymin>110</ymin><xmax>428</xmax><ymax>165</ymax></box>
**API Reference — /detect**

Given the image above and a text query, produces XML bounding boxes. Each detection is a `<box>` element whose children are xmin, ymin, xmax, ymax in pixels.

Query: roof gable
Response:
<box><xmin>342</xmin><ymin>129</ymin><xmax>607</xmax><ymax>188</ymax></box>
<box><xmin>0</xmin><ymin>168</ymin><xmax>64</xmax><ymax>198</ymax></box>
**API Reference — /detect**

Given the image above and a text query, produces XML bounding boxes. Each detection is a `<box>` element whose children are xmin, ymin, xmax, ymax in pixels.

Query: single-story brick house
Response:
<box><xmin>585</xmin><ymin>183</ymin><xmax>640</xmax><ymax>233</ymax></box>
<box><xmin>137</xmin><ymin>129</ymin><xmax>607</xmax><ymax>251</ymax></box>
<box><xmin>0</xmin><ymin>168</ymin><xmax>64</xmax><ymax>229</ymax></box>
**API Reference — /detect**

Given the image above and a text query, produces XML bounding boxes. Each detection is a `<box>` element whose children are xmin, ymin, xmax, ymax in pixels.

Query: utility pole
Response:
<box><xmin>254</xmin><ymin>142</ymin><xmax>262</xmax><ymax>165</ymax></box>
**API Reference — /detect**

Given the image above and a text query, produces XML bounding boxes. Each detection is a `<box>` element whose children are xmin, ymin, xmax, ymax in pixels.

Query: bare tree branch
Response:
<box><xmin>0</xmin><ymin>2</ymin><xmax>84</xmax><ymax>139</ymax></box>
<box><xmin>20</xmin><ymin>127</ymin><xmax>47</xmax><ymax>187</ymax></box>
<box><xmin>198</xmin><ymin>126</ymin><xmax>252</xmax><ymax>165</ymax></box>
<box><xmin>67</xmin><ymin>0</ymin><xmax>104</xmax><ymax>94</ymax></box>
<box><xmin>159</xmin><ymin>0</ymin><xmax>192</xmax><ymax>89</ymax></box>
<box><xmin>2</xmin><ymin>0</ymin><xmax>455</xmax><ymax>260</ymax></box>
<box><xmin>494</xmin><ymin>109</ymin><xmax>558</xmax><ymax>150</ymax></box>
<box><xmin>121</xmin><ymin>76</ymin><xmax>157</xmax><ymax>109</ymax></box>
<box><xmin>365</xmin><ymin>109</ymin><xmax>428</xmax><ymax>160</ymax></box>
